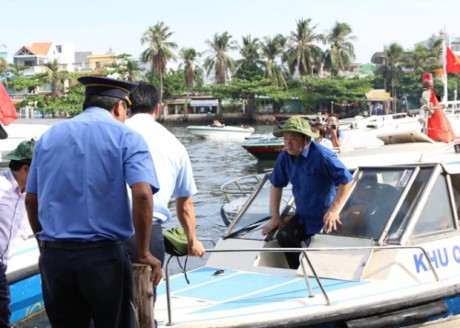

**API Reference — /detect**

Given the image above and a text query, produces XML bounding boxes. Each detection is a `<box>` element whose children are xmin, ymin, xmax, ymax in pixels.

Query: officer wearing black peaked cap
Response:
<box><xmin>78</xmin><ymin>75</ymin><xmax>137</xmax><ymax>106</ymax></box>
<box><xmin>25</xmin><ymin>76</ymin><xmax>161</xmax><ymax>327</ymax></box>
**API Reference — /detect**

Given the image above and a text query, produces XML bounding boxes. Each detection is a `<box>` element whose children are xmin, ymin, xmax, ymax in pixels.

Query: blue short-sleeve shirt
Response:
<box><xmin>270</xmin><ymin>142</ymin><xmax>352</xmax><ymax>233</ymax></box>
<box><xmin>26</xmin><ymin>107</ymin><xmax>159</xmax><ymax>241</ymax></box>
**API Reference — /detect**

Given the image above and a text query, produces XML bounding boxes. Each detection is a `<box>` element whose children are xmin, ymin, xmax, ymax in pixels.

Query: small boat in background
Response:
<box><xmin>241</xmin><ymin>135</ymin><xmax>284</xmax><ymax>161</ymax></box>
<box><xmin>186</xmin><ymin>121</ymin><xmax>254</xmax><ymax>139</ymax></box>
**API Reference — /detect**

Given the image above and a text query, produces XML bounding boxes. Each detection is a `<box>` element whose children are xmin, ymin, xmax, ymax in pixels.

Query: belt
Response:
<box><xmin>40</xmin><ymin>239</ymin><xmax>120</xmax><ymax>250</ymax></box>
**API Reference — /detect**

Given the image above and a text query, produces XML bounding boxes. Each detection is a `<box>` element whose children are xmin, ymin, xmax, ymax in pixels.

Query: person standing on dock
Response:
<box><xmin>262</xmin><ymin>116</ymin><xmax>353</xmax><ymax>269</ymax></box>
<box><xmin>0</xmin><ymin>140</ymin><xmax>34</xmax><ymax>328</ymax></box>
<box><xmin>124</xmin><ymin>81</ymin><xmax>205</xmax><ymax>300</ymax></box>
<box><xmin>25</xmin><ymin>76</ymin><xmax>162</xmax><ymax>328</ymax></box>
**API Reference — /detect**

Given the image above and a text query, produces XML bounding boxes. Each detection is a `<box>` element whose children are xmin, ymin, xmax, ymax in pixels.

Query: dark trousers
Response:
<box><xmin>40</xmin><ymin>242</ymin><xmax>134</xmax><ymax>328</ymax></box>
<box><xmin>124</xmin><ymin>223</ymin><xmax>165</xmax><ymax>302</ymax></box>
<box><xmin>0</xmin><ymin>263</ymin><xmax>10</xmax><ymax>328</ymax></box>
<box><xmin>276</xmin><ymin>215</ymin><xmax>309</xmax><ymax>269</ymax></box>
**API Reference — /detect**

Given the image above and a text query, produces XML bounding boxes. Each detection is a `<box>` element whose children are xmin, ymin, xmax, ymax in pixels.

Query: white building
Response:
<box><xmin>13</xmin><ymin>42</ymin><xmax>76</xmax><ymax>76</ymax></box>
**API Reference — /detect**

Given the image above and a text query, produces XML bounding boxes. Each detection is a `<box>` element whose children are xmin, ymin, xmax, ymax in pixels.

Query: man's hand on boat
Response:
<box><xmin>262</xmin><ymin>214</ymin><xmax>282</xmax><ymax>235</ymax></box>
<box><xmin>188</xmin><ymin>237</ymin><xmax>206</xmax><ymax>257</ymax></box>
<box><xmin>323</xmin><ymin>209</ymin><xmax>342</xmax><ymax>233</ymax></box>
<box><xmin>138</xmin><ymin>252</ymin><xmax>163</xmax><ymax>286</ymax></box>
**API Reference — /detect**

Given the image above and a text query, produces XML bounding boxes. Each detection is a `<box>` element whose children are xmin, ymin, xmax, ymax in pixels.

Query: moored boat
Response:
<box><xmin>186</xmin><ymin>124</ymin><xmax>254</xmax><ymax>139</ymax></box>
<box><xmin>155</xmin><ymin>132</ymin><xmax>460</xmax><ymax>327</ymax></box>
<box><xmin>241</xmin><ymin>136</ymin><xmax>284</xmax><ymax>161</ymax></box>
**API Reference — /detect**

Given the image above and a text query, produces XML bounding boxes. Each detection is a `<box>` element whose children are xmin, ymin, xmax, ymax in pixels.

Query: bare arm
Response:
<box><xmin>25</xmin><ymin>193</ymin><xmax>42</xmax><ymax>235</ymax></box>
<box><xmin>323</xmin><ymin>181</ymin><xmax>353</xmax><ymax>233</ymax></box>
<box><xmin>262</xmin><ymin>186</ymin><xmax>283</xmax><ymax>235</ymax></box>
<box><xmin>176</xmin><ymin>196</ymin><xmax>205</xmax><ymax>257</ymax></box>
<box><xmin>329</xmin><ymin>129</ymin><xmax>341</xmax><ymax>147</ymax></box>
<box><xmin>131</xmin><ymin>182</ymin><xmax>162</xmax><ymax>286</ymax></box>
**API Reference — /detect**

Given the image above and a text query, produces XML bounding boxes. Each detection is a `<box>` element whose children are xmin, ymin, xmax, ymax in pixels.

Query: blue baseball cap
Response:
<box><xmin>78</xmin><ymin>76</ymin><xmax>138</xmax><ymax>106</ymax></box>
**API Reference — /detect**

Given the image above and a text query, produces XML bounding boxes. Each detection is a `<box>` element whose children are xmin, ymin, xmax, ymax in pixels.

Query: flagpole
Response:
<box><xmin>441</xmin><ymin>29</ymin><xmax>448</xmax><ymax>104</ymax></box>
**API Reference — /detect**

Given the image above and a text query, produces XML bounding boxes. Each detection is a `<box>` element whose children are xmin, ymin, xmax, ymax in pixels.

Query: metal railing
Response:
<box><xmin>163</xmin><ymin>244</ymin><xmax>439</xmax><ymax>326</ymax></box>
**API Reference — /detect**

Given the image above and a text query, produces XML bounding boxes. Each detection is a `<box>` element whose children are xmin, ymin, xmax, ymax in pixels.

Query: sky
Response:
<box><xmin>2</xmin><ymin>0</ymin><xmax>460</xmax><ymax>65</ymax></box>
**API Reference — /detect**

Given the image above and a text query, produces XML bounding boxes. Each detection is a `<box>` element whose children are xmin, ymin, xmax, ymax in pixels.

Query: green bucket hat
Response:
<box><xmin>273</xmin><ymin>117</ymin><xmax>319</xmax><ymax>138</ymax></box>
<box><xmin>2</xmin><ymin>139</ymin><xmax>35</xmax><ymax>161</ymax></box>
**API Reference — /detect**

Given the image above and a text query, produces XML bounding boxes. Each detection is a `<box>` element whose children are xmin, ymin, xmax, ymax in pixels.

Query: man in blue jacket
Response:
<box><xmin>262</xmin><ymin>116</ymin><xmax>353</xmax><ymax>268</ymax></box>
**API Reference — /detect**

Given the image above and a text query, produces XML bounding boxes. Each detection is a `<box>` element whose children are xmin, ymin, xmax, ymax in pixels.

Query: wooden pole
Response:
<box><xmin>132</xmin><ymin>264</ymin><xmax>154</xmax><ymax>328</ymax></box>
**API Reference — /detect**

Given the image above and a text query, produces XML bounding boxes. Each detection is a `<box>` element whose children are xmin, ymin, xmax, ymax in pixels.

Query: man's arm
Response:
<box><xmin>262</xmin><ymin>186</ymin><xmax>283</xmax><ymax>235</ymax></box>
<box><xmin>131</xmin><ymin>182</ymin><xmax>162</xmax><ymax>286</ymax></box>
<box><xmin>176</xmin><ymin>196</ymin><xmax>205</xmax><ymax>257</ymax></box>
<box><xmin>25</xmin><ymin>193</ymin><xmax>42</xmax><ymax>235</ymax></box>
<box><xmin>329</xmin><ymin>129</ymin><xmax>341</xmax><ymax>147</ymax></box>
<box><xmin>323</xmin><ymin>181</ymin><xmax>353</xmax><ymax>233</ymax></box>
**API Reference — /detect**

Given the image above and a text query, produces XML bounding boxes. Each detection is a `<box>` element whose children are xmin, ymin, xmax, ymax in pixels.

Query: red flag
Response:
<box><xmin>0</xmin><ymin>82</ymin><xmax>18</xmax><ymax>126</ymax></box>
<box><xmin>446</xmin><ymin>47</ymin><xmax>460</xmax><ymax>73</ymax></box>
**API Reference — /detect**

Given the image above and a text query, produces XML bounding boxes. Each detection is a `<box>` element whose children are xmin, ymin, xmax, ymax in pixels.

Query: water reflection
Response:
<box><xmin>165</xmin><ymin>124</ymin><xmax>276</xmax><ymax>240</ymax></box>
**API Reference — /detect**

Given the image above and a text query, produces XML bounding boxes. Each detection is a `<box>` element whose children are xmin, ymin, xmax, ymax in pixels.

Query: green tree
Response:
<box><xmin>203</xmin><ymin>31</ymin><xmax>237</xmax><ymax>84</ymax></box>
<box><xmin>324</xmin><ymin>22</ymin><xmax>356</xmax><ymax>76</ymax></box>
<box><xmin>235</xmin><ymin>35</ymin><xmax>264</xmax><ymax>81</ymax></box>
<box><xmin>287</xmin><ymin>18</ymin><xmax>324</xmax><ymax>77</ymax></box>
<box><xmin>260</xmin><ymin>34</ymin><xmax>288</xmax><ymax>89</ymax></box>
<box><xmin>303</xmin><ymin>76</ymin><xmax>373</xmax><ymax>114</ymax></box>
<box><xmin>140</xmin><ymin>21</ymin><xmax>177</xmax><ymax>117</ymax></box>
<box><xmin>103</xmin><ymin>54</ymin><xmax>143</xmax><ymax>82</ymax></box>
<box><xmin>179</xmin><ymin>48</ymin><xmax>200</xmax><ymax>118</ymax></box>
<box><xmin>375</xmin><ymin>43</ymin><xmax>405</xmax><ymax>98</ymax></box>
<box><xmin>43</xmin><ymin>59</ymin><xmax>68</xmax><ymax>97</ymax></box>
<box><xmin>0</xmin><ymin>56</ymin><xmax>8</xmax><ymax>88</ymax></box>
<box><xmin>179</xmin><ymin>48</ymin><xmax>200</xmax><ymax>90</ymax></box>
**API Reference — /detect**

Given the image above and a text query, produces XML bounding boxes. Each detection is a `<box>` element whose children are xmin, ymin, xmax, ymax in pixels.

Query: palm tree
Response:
<box><xmin>140</xmin><ymin>21</ymin><xmax>177</xmax><ymax>117</ymax></box>
<box><xmin>235</xmin><ymin>35</ymin><xmax>263</xmax><ymax>81</ymax></box>
<box><xmin>259</xmin><ymin>34</ymin><xmax>288</xmax><ymax>89</ymax></box>
<box><xmin>324</xmin><ymin>22</ymin><xmax>356</xmax><ymax>76</ymax></box>
<box><xmin>43</xmin><ymin>59</ymin><xmax>67</xmax><ymax>97</ymax></box>
<box><xmin>376</xmin><ymin>43</ymin><xmax>405</xmax><ymax>92</ymax></box>
<box><xmin>203</xmin><ymin>31</ymin><xmax>237</xmax><ymax>84</ymax></box>
<box><xmin>287</xmin><ymin>18</ymin><xmax>324</xmax><ymax>77</ymax></box>
<box><xmin>180</xmin><ymin>48</ymin><xmax>200</xmax><ymax>90</ymax></box>
<box><xmin>405</xmin><ymin>45</ymin><xmax>439</xmax><ymax>73</ymax></box>
<box><xmin>179</xmin><ymin>47</ymin><xmax>200</xmax><ymax>119</ymax></box>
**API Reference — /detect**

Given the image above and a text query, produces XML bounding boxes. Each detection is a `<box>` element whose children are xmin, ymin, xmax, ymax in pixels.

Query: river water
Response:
<box><xmin>15</xmin><ymin>120</ymin><xmax>276</xmax><ymax>328</ymax></box>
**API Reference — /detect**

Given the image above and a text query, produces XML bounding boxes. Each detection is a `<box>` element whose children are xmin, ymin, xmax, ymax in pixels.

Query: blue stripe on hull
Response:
<box><xmin>9</xmin><ymin>274</ymin><xmax>44</xmax><ymax>323</ymax></box>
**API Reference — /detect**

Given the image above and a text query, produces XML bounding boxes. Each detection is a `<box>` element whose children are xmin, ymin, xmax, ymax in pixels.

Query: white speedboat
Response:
<box><xmin>155</xmin><ymin>131</ymin><xmax>460</xmax><ymax>327</ymax></box>
<box><xmin>186</xmin><ymin>125</ymin><xmax>255</xmax><ymax>139</ymax></box>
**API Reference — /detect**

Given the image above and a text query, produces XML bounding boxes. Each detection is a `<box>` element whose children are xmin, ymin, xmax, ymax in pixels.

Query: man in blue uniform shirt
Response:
<box><xmin>25</xmin><ymin>76</ymin><xmax>161</xmax><ymax>328</ymax></box>
<box><xmin>262</xmin><ymin>116</ymin><xmax>353</xmax><ymax>268</ymax></box>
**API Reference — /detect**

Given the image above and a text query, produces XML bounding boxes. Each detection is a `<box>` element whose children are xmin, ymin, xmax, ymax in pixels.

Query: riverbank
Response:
<box><xmin>152</xmin><ymin>112</ymin><xmax>325</xmax><ymax>126</ymax></box>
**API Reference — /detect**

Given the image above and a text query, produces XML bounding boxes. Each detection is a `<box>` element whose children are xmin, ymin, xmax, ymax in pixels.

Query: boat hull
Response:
<box><xmin>155</xmin><ymin>264</ymin><xmax>460</xmax><ymax>327</ymax></box>
<box><xmin>241</xmin><ymin>144</ymin><xmax>283</xmax><ymax>160</ymax></box>
<box><xmin>186</xmin><ymin>126</ymin><xmax>254</xmax><ymax>139</ymax></box>
<box><xmin>9</xmin><ymin>273</ymin><xmax>44</xmax><ymax>324</ymax></box>
<box><xmin>6</xmin><ymin>237</ymin><xmax>43</xmax><ymax>324</ymax></box>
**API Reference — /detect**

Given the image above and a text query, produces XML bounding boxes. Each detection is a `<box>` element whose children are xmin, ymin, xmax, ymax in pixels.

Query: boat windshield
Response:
<box><xmin>330</xmin><ymin>167</ymin><xmax>413</xmax><ymax>239</ymax></box>
<box><xmin>224</xmin><ymin>174</ymin><xmax>294</xmax><ymax>237</ymax></box>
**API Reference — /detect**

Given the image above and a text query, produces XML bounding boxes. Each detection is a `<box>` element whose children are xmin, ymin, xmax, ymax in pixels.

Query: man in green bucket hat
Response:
<box><xmin>262</xmin><ymin>116</ymin><xmax>353</xmax><ymax>269</ymax></box>
<box><xmin>0</xmin><ymin>139</ymin><xmax>35</xmax><ymax>327</ymax></box>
